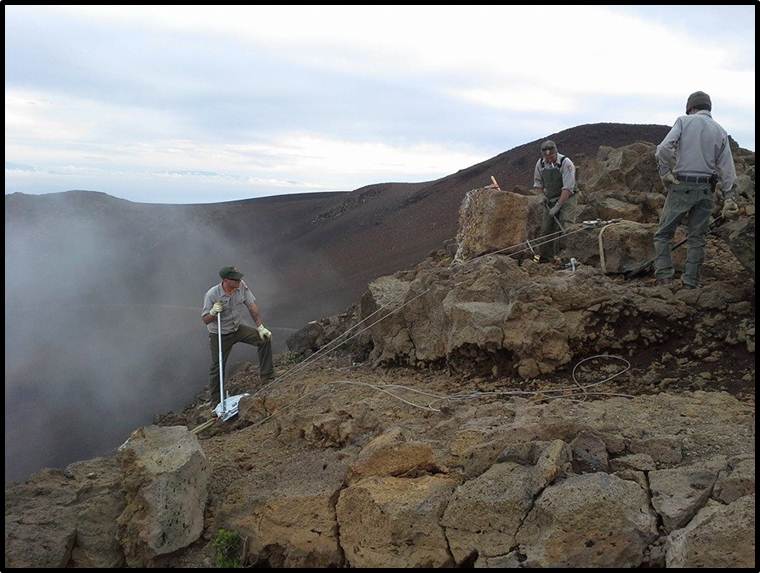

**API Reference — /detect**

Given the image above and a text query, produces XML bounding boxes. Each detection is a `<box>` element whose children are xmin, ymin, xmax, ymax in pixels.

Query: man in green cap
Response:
<box><xmin>653</xmin><ymin>90</ymin><xmax>738</xmax><ymax>289</ymax></box>
<box><xmin>532</xmin><ymin>139</ymin><xmax>578</xmax><ymax>261</ymax></box>
<box><xmin>202</xmin><ymin>265</ymin><xmax>275</xmax><ymax>398</ymax></box>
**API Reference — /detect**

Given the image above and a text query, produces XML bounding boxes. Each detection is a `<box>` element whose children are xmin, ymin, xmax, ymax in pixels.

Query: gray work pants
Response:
<box><xmin>653</xmin><ymin>182</ymin><xmax>713</xmax><ymax>287</ymax></box>
<box><xmin>208</xmin><ymin>324</ymin><xmax>274</xmax><ymax>396</ymax></box>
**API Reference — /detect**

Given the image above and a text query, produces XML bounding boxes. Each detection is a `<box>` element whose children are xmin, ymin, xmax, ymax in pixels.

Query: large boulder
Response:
<box><xmin>359</xmin><ymin>274</ymin><xmax>416</xmax><ymax>364</ymax></box>
<box><xmin>347</xmin><ymin>427</ymin><xmax>443</xmax><ymax>483</ymax></box>
<box><xmin>648</xmin><ymin>456</ymin><xmax>726</xmax><ymax>532</ymax></box>
<box><xmin>5</xmin><ymin>469</ymin><xmax>80</xmax><ymax>568</ymax></box>
<box><xmin>717</xmin><ymin>215</ymin><xmax>755</xmax><ymax>275</ymax></box>
<box><xmin>442</xmin><ymin>440</ymin><xmax>571</xmax><ymax>563</ymax></box>
<box><xmin>285</xmin><ymin>320</ymin><xmax>325</xmax><ymax>354</ymax></box>
<box><xmin>579</xmin><ymin>142</ymin><xmax>667</xmax><ymax>223</ymax></box>
<box><xmin>363</xmin><ymin>253</ymin><xmax>705</xmax><ymax>377</ymax></box>
<box><xmin>4</xmin><ymin>458</ymin><xmax>125</xmax><ymax>568</ymax></box>
<box><xmin>442</xmin><ymin>462</ymin><xmax>536</xmax><ymax>561</ymax></box>
<box><xmin>577</xmin><ymin>141</ymin><xmax>754</xmax><ymax>228</ymax></box>
<box><xmin>336</xmin><ymin>474</ymin><xmax>460</xmax><ymax>567</ymax></box>
<box><xmin>503</xmin><ymin>392</ymin><xmax>754</xmax><ymax>469</ymax></box>
<box><xmin>63</xmin><ymin>458</ymin><xmax>128</xmax><ymax>568</ymax></box>
<box><xmin>361</xmin><ymin>211</ymin><xmax>754</xmax><ymax>377</ymax></box>
<box><xmin>454</xmin><ymin>187</ymin><xmax>543</xmax><ymax>262</ymax></box>
<box><xmin>217</xmin><ymin>449</ymin><xmax>348</xmax><ymax>568</ymax></box>
<box><xmin>563</xmin><ymin>219</ymin><xmax>687</xmax><ymax>274</ymax></box>
<box><xmin>597</xmin><ymin>196</ymin><xmax>645</xmax><ymax>222</ymax></box>
<box><xmin>515</xmin><ymin>473</ymin><xmax>658</xmax><ymax>568</ymax></box>
<box><xmin>570</xmin><ymin>431</ymin><xmax>610</xmax><ymax>473</ymax></box>
<box><xmin>712</xmin><ymin>453</ymin><xmax>755</xmax><ymax>504</ymax></box>
<box><xmin>116</xmin><ymin>425</ymin><xmax>209</xmax><ymax>567</ymax></box>
<box><xmin>665</xmin><ymin>495</ymin><xmax>755</xmax><ymax>568</ymax></box>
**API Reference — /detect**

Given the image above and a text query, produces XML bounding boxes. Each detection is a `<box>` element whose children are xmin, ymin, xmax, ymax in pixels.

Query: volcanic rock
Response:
<box><xmin>116</xmin><ymin>425</ymin><xmax>209</xmax><ymax>566</ymax></box>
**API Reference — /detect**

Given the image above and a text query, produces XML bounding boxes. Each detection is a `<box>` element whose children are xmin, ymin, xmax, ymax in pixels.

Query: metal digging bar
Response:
<box><xmin>213</xmin><ymin>312</ymin><xmax>249</xmax><ymax>422</ymax></box>
<box><xmin>622</xmin><ymin>215</ymin><xmax>726</xmax><ymax>279</ymax></box>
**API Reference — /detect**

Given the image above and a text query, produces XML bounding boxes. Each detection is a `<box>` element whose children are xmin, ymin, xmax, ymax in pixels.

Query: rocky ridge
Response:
<box><xmin>4</xmin><ymin>141</ymin><xmax>755</xmax><ymax>568</ymax></box>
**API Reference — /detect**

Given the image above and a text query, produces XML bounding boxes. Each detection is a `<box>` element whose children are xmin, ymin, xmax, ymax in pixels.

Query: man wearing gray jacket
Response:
<box><xmin>653</xmin><ymin>91</ymin><xmax>738</xmax><ymax>289</ymax></box>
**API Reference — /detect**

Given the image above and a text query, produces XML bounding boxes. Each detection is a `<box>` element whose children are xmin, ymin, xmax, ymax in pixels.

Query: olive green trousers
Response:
<box><xmin>208</xmin><ymin>324</ymin><xmax>274</xmax><ymax>397</ymax></box>
<box><xmin>653</xmin><ymin>182</ymin><xmax>713</xmax><ymax>287</ymax></box>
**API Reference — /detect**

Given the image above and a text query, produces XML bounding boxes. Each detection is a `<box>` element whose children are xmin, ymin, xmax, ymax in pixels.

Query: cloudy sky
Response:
<box><xmin>5</xmin><ymin>5</ymin><xmax>755</xmax><ymax>204</ymax></box>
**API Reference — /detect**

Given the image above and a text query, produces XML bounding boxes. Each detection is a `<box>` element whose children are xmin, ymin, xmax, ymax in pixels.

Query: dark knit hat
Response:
<box><xmin>219</xmin><ymin>266</ymin><xmax>244</xmax><ymax>280</ymax></box>
<box><xmin>686</xmin><ymin>91</ymin><xmax>711</xmax><ymax>112</ymax></box>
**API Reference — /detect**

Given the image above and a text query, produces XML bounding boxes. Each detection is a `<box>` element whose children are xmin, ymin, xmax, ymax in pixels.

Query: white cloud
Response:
<box><xmin>5</xmin><ymin>85</ymin><xmax>488</xmax><ymax>198</ymax></box>
<box><xmin>5</xmin><ymin>5</ymin><xmax>754</xmax><ymax>202</ymax></box>
<box><xmin>447</xmin><ymin>87</ymin><xmax>576</xmax><ymax>114</ymax></box>
<box><xmin>37</xmin><ymin>5</ymin><xmax>754</xmax><ymax>113</ymax></box>
<box><xmin>5</xmin><ymin>91</ymin><xmax>93</xmax><ymax>141</ymax></box>
<box><xmin>5</xmin><ymin>88</ymin><xmax>188</xmax><ymax>147</ymax></box>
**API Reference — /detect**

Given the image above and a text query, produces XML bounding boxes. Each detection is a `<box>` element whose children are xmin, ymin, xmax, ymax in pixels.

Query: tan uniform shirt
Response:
<box><xmin>202</xmin><ymin>280</ymin><xmax>256</xmax><ymax>335</ymax></box>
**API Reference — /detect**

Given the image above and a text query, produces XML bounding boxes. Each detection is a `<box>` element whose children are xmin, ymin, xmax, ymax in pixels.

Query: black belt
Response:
<box><xmin>676</xmin><ymin>174</ymin><xmax>712</xmax><ymax>184</ymax></box>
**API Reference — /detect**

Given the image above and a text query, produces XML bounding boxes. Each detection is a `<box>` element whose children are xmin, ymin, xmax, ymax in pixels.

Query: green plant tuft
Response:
<box><xmin>212</xmin><ymin>528</ymin><xmax>242</xmax><ymax>568</ymax></box>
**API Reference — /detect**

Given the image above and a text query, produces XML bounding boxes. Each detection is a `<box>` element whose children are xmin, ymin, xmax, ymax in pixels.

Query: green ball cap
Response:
<box><xmin>219</xmin><ymin>266</ymin><xmax>244</xmax><ymax>280</ymax></box>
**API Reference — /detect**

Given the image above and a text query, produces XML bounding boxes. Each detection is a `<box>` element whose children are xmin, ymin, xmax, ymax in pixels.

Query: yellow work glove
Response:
<box><xmin>721</xmin><ymin>198</ymin><xmax>739</xmax><ymax>219</ymax></box>
<box><xmin>661</xmin><ymin>171</ymin><xmax>679</xmax><ymax>187</ymax></box>
<box><xmin>209</xmin><ymin>301</ymin><xmax>224</xmax><ymax>316</ymax></box>
<box><xmin>257</xmin><ymin>324</ymin><xmax>272</xmax><ymax>340</ymax></box>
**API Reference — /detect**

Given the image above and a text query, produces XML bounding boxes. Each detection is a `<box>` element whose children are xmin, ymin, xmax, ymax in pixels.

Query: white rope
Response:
<box><xmin>330</xmin><ymin>381</ymin><xmax>442</xmax><ymax>412</ymax></box>
<box><xmin>244</xmin><ymin>355</ymin><xmax>632</xmax><ymax>433</ymax></box>
<box><xmin>597</xmin><ymin>221</ymin><xmax>622</xmax><ymax>274</ymax></box>
<box><xmin>250</xmin><ymin>296</ymin><xmax>404</xmax><ymax>398</ymax></box>
<box><xmin>570</xmin><ymin>354</ymin><xmax>631</xmax><ymax>400</ymax></box>
<box><xmin>255</xmin><ymin>224</ymin><xmax>590</xmax><ymax>397</ymax></box>
<box><xmin>249</xmin><ymin>380</ymin><xmax>444</xmax><ymax>430</ymax></box>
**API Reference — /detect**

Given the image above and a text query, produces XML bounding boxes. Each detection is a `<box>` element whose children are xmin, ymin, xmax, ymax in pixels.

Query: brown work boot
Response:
<box><xmin>206</xmin><ymin>390</ymin><xmax>219</xmax><ymax>405</ymax></box>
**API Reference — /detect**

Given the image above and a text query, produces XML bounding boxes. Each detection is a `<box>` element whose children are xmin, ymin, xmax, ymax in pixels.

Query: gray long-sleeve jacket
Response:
<box><xmin>655</xmin><ymin>110</ymin><xmax>736</xmax><ymax>192</ymax></box>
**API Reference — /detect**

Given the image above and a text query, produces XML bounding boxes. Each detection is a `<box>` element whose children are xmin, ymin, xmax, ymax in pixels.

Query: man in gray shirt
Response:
<box><xmin>533</xmin><ymin>140</ymin><xmax>578</xmax><ymax>261</ymax></box>
<box><xmin>653</xmin><ymin>91</ymin><xmax>738</xmax><ymax>289</ymax></box>
<box><xmin>202</xmin><ymin>265</ymin><xmax>274</xmax><ymax>399</ymax></box>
